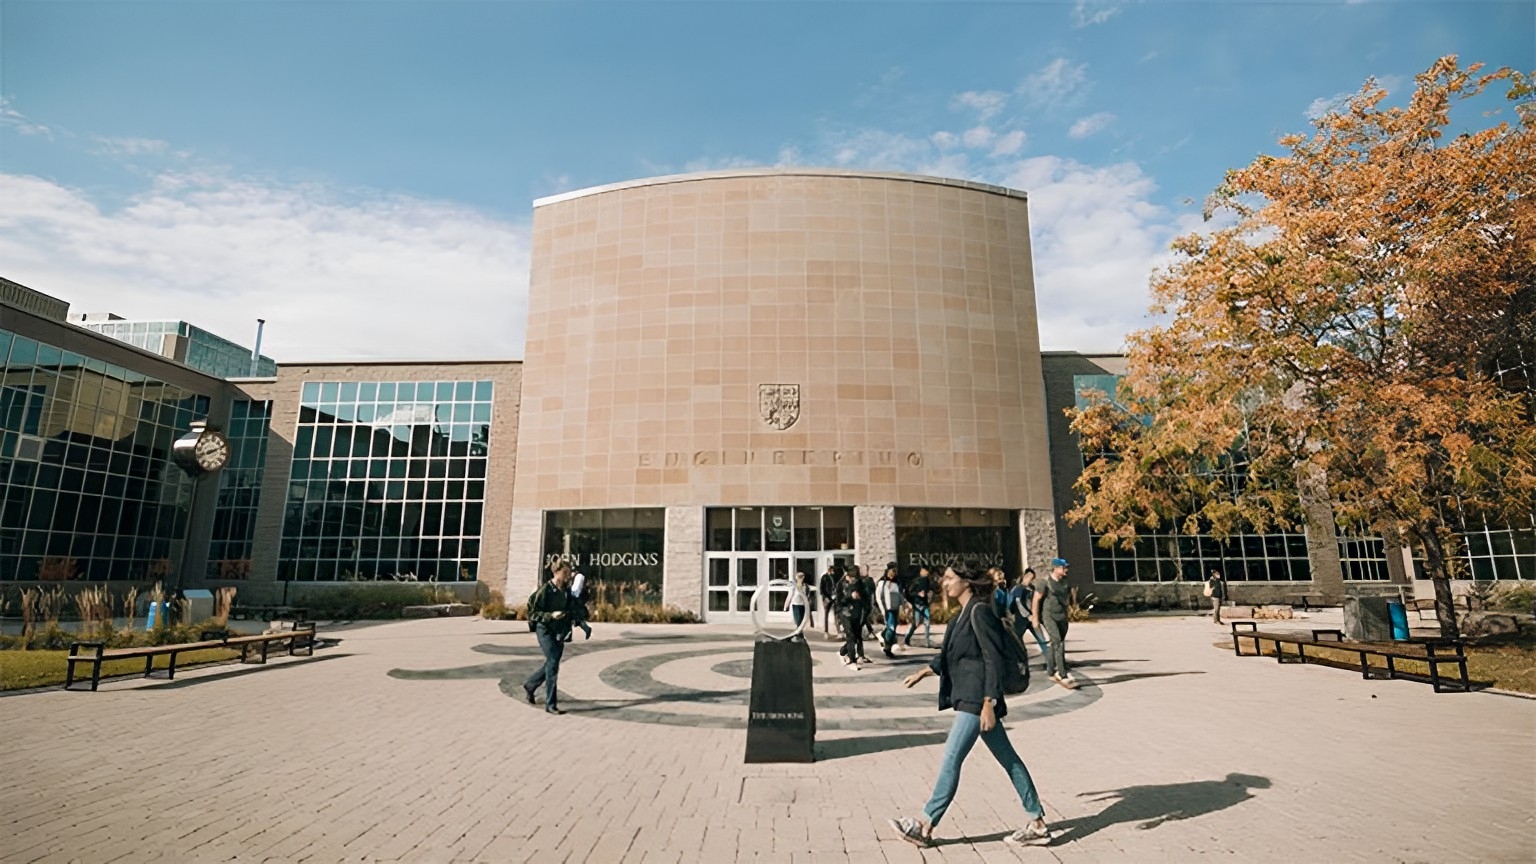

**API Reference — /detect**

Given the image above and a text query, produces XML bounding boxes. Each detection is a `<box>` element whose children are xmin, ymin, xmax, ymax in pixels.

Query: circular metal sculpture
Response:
<box><xmin>749</xmin><ymin>578</ymin><xmax>808</xmax><ymax>641</ymax></box>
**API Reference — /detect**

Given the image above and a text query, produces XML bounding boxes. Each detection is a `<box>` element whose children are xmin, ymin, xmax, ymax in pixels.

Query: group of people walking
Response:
<box><xmin>786</xmin><ymin>557</ymin><xmax>1079</xmax><ymax>689</ymax></box>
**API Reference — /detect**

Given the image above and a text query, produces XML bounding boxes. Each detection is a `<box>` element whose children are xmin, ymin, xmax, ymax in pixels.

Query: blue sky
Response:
<box><xmin>1</xmin><ymin>1</ymin><xmax>1529</xmax><ymax>359</ymax></box>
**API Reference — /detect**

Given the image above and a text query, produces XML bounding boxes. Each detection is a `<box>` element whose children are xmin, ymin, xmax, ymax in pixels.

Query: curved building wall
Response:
<box><xmin>509</xmin><ymin>169</ymin><xmax>1057</xmax><ymax>607</ymax></box>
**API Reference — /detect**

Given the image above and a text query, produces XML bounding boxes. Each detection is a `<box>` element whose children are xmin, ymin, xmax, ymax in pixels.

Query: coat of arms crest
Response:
<box><xmin>758</xmin><ymin>384</ymin><xmax>801</xmax><ymax>430</ymax></box>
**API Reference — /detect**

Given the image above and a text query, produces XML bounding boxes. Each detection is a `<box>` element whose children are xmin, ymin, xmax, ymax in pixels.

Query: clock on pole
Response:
<box><xmin>171</xmin><ymin>420</ymin><xmax>231</xmax><ymax>477</ymax></box>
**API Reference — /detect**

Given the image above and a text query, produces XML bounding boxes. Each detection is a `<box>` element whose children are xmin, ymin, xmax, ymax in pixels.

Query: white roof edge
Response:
<box><xmin>533</xmin><ymin>167</ymin><xmax>1028</xmax><ymax>208</ymax></box>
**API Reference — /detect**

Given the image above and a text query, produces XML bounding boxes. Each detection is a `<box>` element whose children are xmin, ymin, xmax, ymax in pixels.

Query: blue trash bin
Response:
<box><xmin>1387</xmin><ymin>601</ymin><xmax>1409</xmax><ymax>641</ymax></box>
<box><xmin>145</xmin><ymin>601</ymin><xmax>170</xmax><ymax>631</ymax></box>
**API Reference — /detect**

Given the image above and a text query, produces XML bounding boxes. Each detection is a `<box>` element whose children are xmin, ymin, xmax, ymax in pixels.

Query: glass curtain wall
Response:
<box><xmin>894</xmin><ymin>508</ymin><xmax>1019</xmax><ymax>576</ymax></box>
<box><xmin>0</xmin><ymin>328</ymin><xmax>207</xmax><ymax>581</ymax></box>
<box><xmin>541</xmin><ymin>509</ymin><xmax>665</xmax><ymax>603</ymax></box>
<box><xmin>207</xmin><ymin>400</ymin><xmax>272</xmax><ymax>578</ymax></box>
<box><xmin>278</xmin><ymin>380</ymin><xmax>493</xmax><ymax>582</ymax></box>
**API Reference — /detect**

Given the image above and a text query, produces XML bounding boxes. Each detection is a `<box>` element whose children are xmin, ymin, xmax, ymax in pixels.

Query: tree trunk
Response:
<box><xmin>1419</xmin><ymin>522</ymin><xmax>1461</xmax><ymax>641</ymax></box>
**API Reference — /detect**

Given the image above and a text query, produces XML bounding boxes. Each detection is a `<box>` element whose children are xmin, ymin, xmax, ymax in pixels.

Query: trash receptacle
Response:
<box><xmin>184</xmin><ymin>589</ymin><xmax>214</xmax><ymax>623</ymax></box>
<box><xmin>145</xmin><ymin>601</ymin><xmax>170</xmax><ymax>630</ymax></box>
<box><xmin>1387</xmin><ymin>601</ymin><xmax>1409</xmax><ymax>641</ymax></box>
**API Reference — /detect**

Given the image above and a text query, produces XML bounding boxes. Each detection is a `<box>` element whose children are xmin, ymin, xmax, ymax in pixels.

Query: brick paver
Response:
<box><xmin>2</xmin><ymin>613</ymin><xmax>1532</xmax><ymax>863</ymax></box>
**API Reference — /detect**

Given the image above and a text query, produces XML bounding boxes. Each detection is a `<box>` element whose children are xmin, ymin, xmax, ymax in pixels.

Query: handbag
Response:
<box><xmin>1203</xmin><ymin>583</ymin><xmax>1214</xmax><ymax>598</ymax></box>
<box><xmin>969</xmin><ymin>605</ymin><xmax>1031</xmax><ymax>695</ymax></box>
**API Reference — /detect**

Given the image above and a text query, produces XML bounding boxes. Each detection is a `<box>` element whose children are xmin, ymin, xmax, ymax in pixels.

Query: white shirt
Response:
<box><xmin>785</xmin><ymin>584</ymin><xmax>809</xmax><ymax>610</ymax></box>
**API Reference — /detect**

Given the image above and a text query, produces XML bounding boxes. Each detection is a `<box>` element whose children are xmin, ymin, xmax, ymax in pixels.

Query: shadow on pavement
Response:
<box><xmin>816</xmin><ymin>730</ymin><xmax>950</xmax><ymax>761</ymax></box>
<box><xmin>1052</xmin><ymin>773</ymin><xmax>1272</xmax><ymax>843</ymax></box>
<box><xmin>1088</xmin><ymin>670</ymin><xmax>1207</xmax><ymax>687</ymax></box>
<box><xmin>140</xmin><ymin>653</ymin><xmax>354</xmax><ymax>690</ymax></box>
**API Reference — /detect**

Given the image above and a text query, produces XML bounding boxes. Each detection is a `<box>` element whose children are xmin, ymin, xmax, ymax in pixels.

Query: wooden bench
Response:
<box><xmin>1230</xmin><ymin>622</ymin><xmax>1470</xmax><ymax>693</ymax></box>
<box><xmin>1284</xmin><ymin>593</ymin><xmax>1332</xmax><ymax>611</ymax></box>
<box><xmin>65</xmin><ymin>622</ymin><xmax>319</xmax><ymax>692</ymax></box>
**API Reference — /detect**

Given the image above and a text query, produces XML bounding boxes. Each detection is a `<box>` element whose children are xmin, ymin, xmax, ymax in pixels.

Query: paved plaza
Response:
<box><xmin>2</xmin><ymin>613</ymin><xmax>1532</xmax><ymax>864</ymax></box>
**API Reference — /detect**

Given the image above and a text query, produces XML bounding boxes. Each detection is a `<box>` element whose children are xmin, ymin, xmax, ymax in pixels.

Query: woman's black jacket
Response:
<box><xmin>929</xmin><ymin>597</ymin><xmax>1010</xmax><ymax>718</ymax></box>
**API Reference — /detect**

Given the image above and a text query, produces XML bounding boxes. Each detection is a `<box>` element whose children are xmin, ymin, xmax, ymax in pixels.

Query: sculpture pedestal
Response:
<box><xmin>744</xmin><ymin>637</ymin><xmax>816</xmax><ymax>763</ymax></box>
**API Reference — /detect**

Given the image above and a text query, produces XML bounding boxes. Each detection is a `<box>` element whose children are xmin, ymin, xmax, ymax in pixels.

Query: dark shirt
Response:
<box><xmin>1208</xmin><ymin>577</ymin><xmax>1227</xmax><ymax>601</ymax></box>
<box><xmin>528</xmin><ymin>581</ymin><xmax>575</xmax><ymax>637</ymax></box>
<box><xmin>928</xmin><ymin>597</ymin><xmax>1009</xmax><ymax>718</ymax></box>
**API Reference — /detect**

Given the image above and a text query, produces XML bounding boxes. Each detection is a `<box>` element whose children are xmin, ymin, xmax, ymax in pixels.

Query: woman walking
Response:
<box><xmin>890</xmin><ymin>566</ymin><xmax>1051</xmax><ymax>848</ymax></box>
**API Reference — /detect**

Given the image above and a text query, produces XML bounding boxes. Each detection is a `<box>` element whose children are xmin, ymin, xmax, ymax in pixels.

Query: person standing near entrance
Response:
<box><xmin>1031</xmin><ymin>558</ymin><xmax>1077</xmax><ymax>689</ymax></box>
<box><xmin>819</xmin><ymin>565</ymin><xmax>841</xmax><ymax>640</ymax></box>
<box><xmin>785</xmin><ymin>572</ymin><xmax>810</xmax><ymax>628</ymax></box>
<box><xmin>524</xmin><ymin>561</ymin><xmax>576</xmax><ymax>714</ymax></box>
<box><xmin>888</xmin><ymin>566</ymin><xmax>1052</xmax><ymax>849</ymax></box>
<box><xmin>837</xmin><ymin>567</ymin><xmax>870</xmax><ymax>668</ymax></box>
<box><xmin>904</xmin><ymin>566</ymin><xmax>934</xmax><ymax>648</ymax></box>
<box><xmin>859</xmin><ymin>565</ymin><xmax>880</xmax><ymax>642</ymax></box>
<box><xmin>1206</xmin><ymin>569</ymin><xmax>1227</xmax><ymax>625</ymax></box>
<box><xmin>876</xmin><ymin>565</ymin><xmax>904</xmax><ymax>658</ymax></box>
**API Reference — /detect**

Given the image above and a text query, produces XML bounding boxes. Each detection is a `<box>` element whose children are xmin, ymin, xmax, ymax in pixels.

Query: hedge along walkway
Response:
<box><xmin>0</xmin><ymin>647</ymin><xmax>242</xmax><ymax>692</ymax></box>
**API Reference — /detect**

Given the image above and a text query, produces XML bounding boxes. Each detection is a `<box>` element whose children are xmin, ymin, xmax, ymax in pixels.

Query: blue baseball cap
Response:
<box><xmin>1051</xmin><ymin>558</ymin><xmax>1069</xmax><ymax>568</ymax></box>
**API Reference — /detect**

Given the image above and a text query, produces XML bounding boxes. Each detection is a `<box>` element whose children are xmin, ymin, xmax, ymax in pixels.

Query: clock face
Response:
<box><xmin>193</xmin><ymin>431</ymin><xmax>230</xmax><ymax>471</ymax></box>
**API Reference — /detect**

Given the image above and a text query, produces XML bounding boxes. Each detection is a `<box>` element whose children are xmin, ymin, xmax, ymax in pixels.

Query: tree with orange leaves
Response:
<box><xmin>1069</xmin><ymin>56</ymin><xmax>1535</xmax><ymax>639</ymax></box>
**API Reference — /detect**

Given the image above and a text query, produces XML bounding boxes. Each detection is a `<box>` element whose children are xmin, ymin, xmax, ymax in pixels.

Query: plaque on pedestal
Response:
<box><xmin>744</xmin><ymin>636</ymin><xmax>816</xmax><ymax>763</ymax></box>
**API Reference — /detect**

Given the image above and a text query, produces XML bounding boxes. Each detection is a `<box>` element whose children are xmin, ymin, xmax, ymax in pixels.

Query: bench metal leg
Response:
<box><xmin>1386</xmin><ymin>655</ymin><xmax>1396</xmax><ymax>681</ymax></box>
<box><xmin>1359</xmin><ymin>651</ymin><xmax>1371</xmax><ymax>679</ymax></box>
<box><xmin>144</xmin><ymin>655</ymin><xmax>154</xmax><ymax>678</ymax></box>
<box><xmin>166</xmin><ymin>651</ymin><xmax>179</xmax><ymax>680</ymax></box>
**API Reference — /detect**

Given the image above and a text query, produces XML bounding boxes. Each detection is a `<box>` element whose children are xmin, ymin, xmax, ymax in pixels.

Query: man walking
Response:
<box><xmin>524</xmin><ymin>561</ymin><xmax>576</xmax><ymax>714</ymax></box>
<box><xmin>1206</xmin><ymin>568</ymin><xmax>1227</xmax><ymax>625</ymax></box>
<box><xmin>903</xmin><ymin>566</ymin><xmax>934</xmax><ymax>648</ymax></box>
<box><xmin>566</xmin><ymin>568</ymin><xmax>593</xmax><ymax>642</ymax></box>
<box><xmin>1031</xmin><ymin>558</ymin><xmax>1077</xmax><ymax>689</ymax></box>
<box><xmin>819</xmin><ymin>564</ymin><xmax>841</xmax><ymax>640</ymax></box>
<box><xmin>1009</xmin><ymin>568</ymin><xmax>1050</xmax><ymax>660</ymax></box>
<box><xmin>876</xmin><ymin>565</ymin><xmax>904</xmax><ymax>658</ymax></box>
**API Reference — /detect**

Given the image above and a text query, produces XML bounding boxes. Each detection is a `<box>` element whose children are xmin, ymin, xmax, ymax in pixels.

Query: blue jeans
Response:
<box><xmin>923</xmin><ymin>711</ymin><xmax>1043</xmax><ymax>827</ymax></box>
<box><xmin>881</xmin><ymin>610</ymin><xmax>899</xmax><ymax>646</ymax></box>
<box><xmin>905</xmin><ymin>605</ymin><xmax>931</xmax><ymax>644</ymax></box>
<box><xmin>1013</xmin><ymin>616</ymin><xmax>1050</xmax><ymax>657</ymax></box>
<box><xmin>524</xmin><ymin>625</ymin><xmax>565</xmax><ymax>708</ymax></box>
<box><xmin>791</xmin><ymin>605</ymin><xmax>805</xmax><ymax>627</ymax></box>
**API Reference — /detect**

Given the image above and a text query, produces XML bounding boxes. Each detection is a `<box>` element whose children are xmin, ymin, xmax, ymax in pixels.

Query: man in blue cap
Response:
<box><xmin>1031</xmin><ymin>558</ymin><xmax>1077</xmax><ymax>689</ymax></box>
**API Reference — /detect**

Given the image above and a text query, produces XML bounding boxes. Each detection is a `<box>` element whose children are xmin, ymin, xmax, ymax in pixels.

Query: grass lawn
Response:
<box><xmin>1230</xmin><ymin>632</ymin><xmax>1536</xmax><ymax>695</ymax></box>
<box><xmin>0</xmin><ymin>648</ymin><xmax>242</xmax><ymax>691</ymax></box>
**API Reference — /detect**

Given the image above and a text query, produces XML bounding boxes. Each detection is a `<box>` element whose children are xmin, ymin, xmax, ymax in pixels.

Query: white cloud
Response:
<box><xmin>1068</xmin><ymin>112</ymin><xmax>1116</xmax><ymax>139</ymax></box>
<box><xmin>782</xmin><ymin>112</ymin><xmax>1196</xmax><ymax>352</ymax></box>
<box><xmin>91</xmin><ymin>136</ymin><xmax>173</xmax><ymax>157</ymax></box>
<box><xmin>962</xmin><ymin>125</ymin><xmax>995</xmax><ymax>149</ymax></box>
<box><xmin>990</xmin><ymin>130</ymin><xmax>1026</xmax><ymax>157</ymax></box>
<box><xmin>997</xmin><ymin>156</ymin><xmax>1199</xmax><ymax>350</ymax></box>
<box><xmin>0</xmin><ymin>170</ymin><xmax>531</xmax><ymax>361</ymax></box>
<box><xmin>0</xmin><ymin>97</ymin><xmax>53</xmax><ymax>139</ymax></box>
<box><xmin>1020</xmin><ymin>58</ymin><xmax>1090</xmax><ymax>108</ymax></box>
<box><xmin>1072</xmin><ymin>0</ymin><xmax>1123</xmax><ymax>28</ymax></box>
<box><xmin>1305</xmin><ymin>91</ymin><xmax>1355</xmax><ymax>120</ymax></box>
<box><xmin>950</xmin><ymin>90</ymin><xmax>1009</xmax><ymax>120</ymax></box>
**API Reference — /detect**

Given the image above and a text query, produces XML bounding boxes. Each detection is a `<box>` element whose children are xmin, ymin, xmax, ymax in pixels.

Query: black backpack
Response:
<box><xmin>970</xmin><ymin>606</ymin><xmax>1030</xmax><ymax>695</ymax></box>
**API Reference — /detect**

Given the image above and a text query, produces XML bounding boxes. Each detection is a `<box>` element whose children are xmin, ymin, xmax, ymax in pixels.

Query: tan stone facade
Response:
<box><xmin>515</xmin><ymin>169</ymin><xmax>1052</xmax><ymax>512</ymax></box>
<box><xmin>508</xmin><ymin>169</ymin><xmax>1056</xmax><ymax>608</ymax></box>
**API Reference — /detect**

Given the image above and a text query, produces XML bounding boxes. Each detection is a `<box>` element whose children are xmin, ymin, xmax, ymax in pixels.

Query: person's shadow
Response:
<box><xmin>1051</xmin><ymin>773</ymin><xmax>1271</xmax><ymax>842</ymax></box>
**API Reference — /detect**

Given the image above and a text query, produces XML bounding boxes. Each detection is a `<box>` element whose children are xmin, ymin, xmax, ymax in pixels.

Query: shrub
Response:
<box><xmin>586</xmin><ymin>603</ymin><xmax>700</xmax><ymax>624</ymax></box>
<box><xmin>293</xmin><ymin>583</ymin><xmax>438</xmax><ymax>620</ymax></box>
<box><xmin>1067</xmin><ymin>587</ymin><xmax>1097</xmax><ymax>623</ymax></box>
<box><xmin>1487</xmin><ymin>583</ymin><xmax>1536</xmax><ymax>615</ymax></box>
<box><xmin>478</xmin><ymin>589</ymin><xmax>507</xmax><ymax>620</ymax></box>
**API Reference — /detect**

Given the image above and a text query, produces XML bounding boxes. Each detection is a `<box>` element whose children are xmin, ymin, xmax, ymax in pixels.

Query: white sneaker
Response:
<box><xmin>1004</xmin><ymin>820</ymin><xmax>1051</xmax><ymax>847</ymax></box>
<box><xmin>840</xmin><ymin>655</ymin><xmax>852</xmax><ymax>666</ymax></box>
